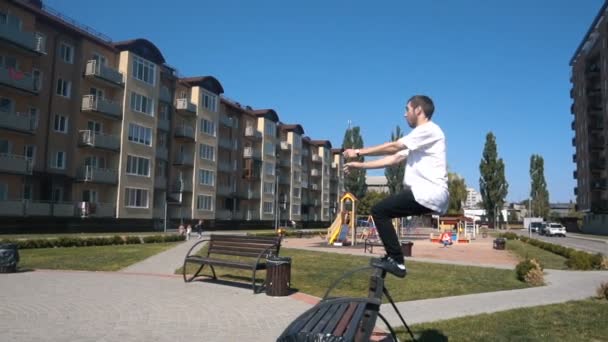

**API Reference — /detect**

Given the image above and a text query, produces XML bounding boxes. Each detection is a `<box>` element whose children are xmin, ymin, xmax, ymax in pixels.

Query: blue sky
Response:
<box><xmin>46</xmin><ymin>0</ymin><xmax>603</xmax><ymax>203</ymax></box>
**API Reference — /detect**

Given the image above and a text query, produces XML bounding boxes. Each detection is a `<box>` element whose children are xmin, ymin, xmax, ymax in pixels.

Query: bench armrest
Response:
<box><xmin>253</xmin><ymin>242</ymin><xmax>280</xmax><ymax>268</ymax></box>
<box><xmin>184</xmin><ymin>239</ymin><xmax>211</xmax><ymax>258</ymax></box>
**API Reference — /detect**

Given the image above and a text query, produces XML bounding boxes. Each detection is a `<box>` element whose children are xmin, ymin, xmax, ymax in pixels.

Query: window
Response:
<box><xmin>200</xmin><ymin>118</ymin><xmax>216</xmax><ymax>136</ymax></box>
<box><xmin>0</xmin><ymin>183</ymin><xmax>7</xmax><ymax>200</ymax></box>
<box><xmin>128</xmin><ymin>123</ymin><xmax>152</xmax><ymax>146</ymax></box>
<box><xmin>156</xmin><ymin>160</ymin><xmax>166</xmax><ymax>177</ymax></box>
<box><xmin>52</xmin><ymin>187</ymin><xmax>63</xmax><ymax>202</ymax></box>
<box><xmin>265</xmin><ymin>163</ymin><xmax>275</xmax><ymax>175</ymax></box>
<box><xmin>293</xmin><ymin>188</ymin><xmax>300</xmax><ymax>198</ymax></box>
<box><xmin>159</xmin><ymin>104</ymin><xmax>170</xmax><ymax>120</ymax></box>
<box><xmin>24</xmin><ymin>145</ymin><xmax>35</xmax><ymax>164</ymax></box>
<box><xmin>0</xmin><ymin>139</ymin><xmax>10</xmax><ymax>154</ymax></box>
<box><xmin>53</xmin><ymin>115</ymin><xmax>68</xmax><ymax>133</ymax></box>
<box><xmin>199</xmin><ymin>143</ymin><xmax>214</xmax><ymax>161</ymax></box>
<box><xmin>198</xmin><ymin>169</ymin><xmax>215</xmax><ymax>186</ymax></box>
<box><xmin>32</xmin><ymin>69</ymin><xmax>41</xmax><ymax>91</ymax></box>
<box><xmin>87</xmin><ymin>120</ymin><xmax>102</xmax><ymax>133</ymax></box>
<box><xmin>92</xmin><ymin>53</ymin><xmax>107</xmax><ymax>66</ymax></box>
<box><xmin>0</xmin><ymin>97</ymin><xmax>14</xmax><ymax>113</ymax></box>
<box><xmin>265</xmin><ymin>121</ymin><xmax>276</xmax><ymax>136</ymax></box>
<box><xmin>157</xmin><ymin>132</ymin><xmax>167</xmax><ymax>148</ymax></box>
<box><xmin>202</xmin><ymin>91</ymin><xmax>217</xmax><ymax>112</ymax></box>
<box><xmin>130</xmin><ymin>91</ymin><xmax>154</xmax><ymax>115</ymax></box>
<box><xmin>82</xmin><ymin>189</ymin><xmax>98</xmax><ymax>203</ymax></box>
<box><xmin>52</xmin><ymin>151</ymin><xmax>66</xmax><ymax>169</ymax></box>
<box><xmin>126</xmin><ymin>155</ymin><xmax>150</xmax><ymax>177</ymax></box>
<box><xmin>59</xmin><ymin>42</ymin><xmax>74</xmax><ymax>64</ymax></box>
<box><xmin>125</xmin><ymin>188</ymin><xmax>149</xmax><ymax>208</ymax></box>
<box><xmin>28</xmin><ymin>107</ymin><xmax>39</xmax><ymax>129</ymax></box>
<box><xmin>34</xmin><ymin>32</ymin><xmax>46</xmax><ymax>53</ymax></box>
<box><xmin>197</xmin><ymin>195</ymin><xmax>213</xmax><ymax>211</ymax></box>
<box><xmin>264</xmin><ymin>142</ymin><xmax>275</xmax><ymax>156</ymax></box>
<box><xmin>22</xmin><ymin>183</ymin><xmax>32</xmax><ymax>200</ymax></box>
<box><xmin>263</xmin><ymin>201</ymin><xmax>274</xmax><ymax>214</ymax></box>
<box><xmin>55</xmin><ymin>79</ymin><xmax>71</xmax><ymax>97</ymax></box>
<box><xmin>264</xmin><ymin>182</ymin><xmax>274</xmax><ymax>194</ymax></box>
<box><xmin>132</xmin><ymin>56</ymin><xmax>155</xmax><ymax>85</ymax></box>
<box><xmin>0</xmin><ymin>11</ymin><xmax>7</xmax><ymax>25</ymax></box>
<box><xmin>0</xmin><ymin>55</ymin><xmax>17</xmax><ymax>69</ymax></box>
<box><xmin>292</xmin><ymin>204</ymin><xmax>300</xmax><ymax>216</ymax></box>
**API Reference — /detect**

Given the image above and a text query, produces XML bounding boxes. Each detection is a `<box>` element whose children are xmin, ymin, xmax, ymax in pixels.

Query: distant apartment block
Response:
<box><xmin>464</xmin><ymin>187</ymin><xmax>482</xmax><ymax>209</ymax></box>
<box><xmin>0</xmin><ymin>0</ymin><xmax>343</xmax><ymax>228</ymax></box>
<box><xmin>570</xmin><ymin>1</ymin><xmax>608</xmax><ymax>234</ymax></box>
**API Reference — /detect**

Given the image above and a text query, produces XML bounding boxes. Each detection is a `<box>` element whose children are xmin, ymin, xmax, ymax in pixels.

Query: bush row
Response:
<box><xmin>250</xmin><ymin>230</ymin><xmax>321</xmax><ymax>238</ymax></box>
<box><xmin>499</xmin><ymin>233</ymin><xmax>607</xmax><ymax>270</ymax></box>
<box><xmin>515</xmin><ymin>258</ymin><xmax>544</xmax><ymax>286</ymax></box>
<box><xmin>0</xmin><ymin>234</ymin><xmax>185</xmax><ymax>249</ymax></box>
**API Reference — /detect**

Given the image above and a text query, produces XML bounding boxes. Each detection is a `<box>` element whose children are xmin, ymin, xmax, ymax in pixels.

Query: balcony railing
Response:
<box><xmin>219</xmin><ymin>115</ymin><xmax>234</xmax><ymax>127</ymax></box>
<box><xmin>217</xmin><ymin>162</ymin><xmax>233</xmax><ymax>172</ymax></box>
<box><xmin>311</xmin><ymin>169</ymin><xmax>320</xmax><ymax>177</ymax></box>
<box><xmin>0</xmin><ymin>17</ymin><xmax>44</xmax><ymax>54</ymax></box>
<box><xmin>572</xmin><ymin>154</ymin><xmax>576</xmax><ymax>163</ymax></box>
<box><xmin>154</xmin><ymin>176</ymin><xmax>167</xmax><ymax>189</ymax></box>
<box><xmin>77</xmin><ymin>166</ymin><xmax>118</xmax><ymax>184</ymax></box>
<box><xmin>246</xmin><ymin>210</ymin><xmax>260</xmax><ymax>220</ymax></box>
<box><xmin>173</xmin><ymin>153</ymin><xmax>194</xmax><ymax>166</ymax></box>
<box><xmin>84</xmin><ymin>60</ymin><xmax>123</xmax><ymax>87</ymax></box>
<box><xmin>159</xmin><ymin>86</ymin><xmax>172</xmax><ymax>103</ymax></box>
<box><xmin>0</xmin><ymin>67</ymin><xmax>38</xmax><ymax>94</ymax></box>
<box><xmin>245</xmin><ymin>126</ymin><xmax>262</xmax><ymax>139</ymax></box>
<box><xmin>311</xmin><ymin>184</ymin><xmax>319</xmax><ymax>191</ymax></box>
<box><xmin>312</xmin><ymin>154</ymin><xmax>322</xmax><ymax>162</ymax></box>
<box><xmin>217</xmin><ymin>185</ymin><xmax>235</xmax><ymax>196</ymax></box>
<box><xmin>156</xmin><ymin>146</ymin><xmax>168</xmax><ymax>161</ymax></box>
<box><xmin>244</xmin><ymin>189</ymin><xmax>261</xmax><ymax>199</ymax></box>
<box><xmin>175</xmin><ymin>98</ymin><xmax>196</xmax><ymax>115</ymax></box>
<box><xmin>0</xmin><ymin>111</ymin><xmax>36</xmax><ymax>133</ymax></box>
<box><xmin>157</xmin><ymin>118</ymin><xmax>170</xmax><ymax>131</ymax></box>
<box><xmin>280</xmin><ymin>141</ymin><xmax>291</xmax><ymax>150</ymax></box>
<box><xmin>279</xmin><ymin>176</ymin><xmax>290</xmax><ymax>184</ymax></box>
<box><xmin>81</xmin><ymin>95</ymin><xmax>122</xmax><ymax>119</ymax></box>
<box><xmin>78</xmin><ymin>130</ymin><xmax>120</xmax><ymax>151</ymax></box>
<box><xmin>243</xmin><ymin>147</ymin><xmax>261</xmax><ymax>159</ymax></box>
<box><xmin>301</xmin><ymin>180</ymin><xmax>308</xmax><ymax>188</ymax></box>
<box><xmin>279</xmin><ymin>159</ymin><xmax>291</xmax><ymax>167</ymax></box>
<box><xmin>174</xmin><ymin>123</ymin><xmax>195</xmax><ymax>140</ymax></box>
<box><xmin>218</xmin><ymin>137</ymin><xmax>235</xmax><ymax>150</ymax></box>
<box><xmin>216</xmin><ymin>209</ymin><xmax>232</xmax><ymax>220</ymax></box>
<box><xmin>0</xmin><ymin>153</ymin><xmax>32</xmax><ymax>175</ymax></box>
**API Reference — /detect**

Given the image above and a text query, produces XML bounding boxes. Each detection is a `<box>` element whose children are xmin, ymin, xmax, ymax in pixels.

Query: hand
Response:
<box><xmin>342</xmin><ymin>149</ymin><xmax>358</xmax><ymax>159</ymax></box>
<box><xmin>343</xmin><ymin>162</ymin><xmax>361</xmax><ymax>175</ymax></box>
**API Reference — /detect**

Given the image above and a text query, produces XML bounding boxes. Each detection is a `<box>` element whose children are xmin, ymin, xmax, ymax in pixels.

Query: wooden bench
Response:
<box><xmin>182</xmin><ymin>234</ymin><xmax>282</xmax><ymax>293</ymax></box>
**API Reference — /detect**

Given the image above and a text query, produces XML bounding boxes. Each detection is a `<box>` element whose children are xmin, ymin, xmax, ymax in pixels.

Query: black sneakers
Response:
<box><xmin>370</xmin><ymin>255</ymin><xmax>407</xmax><ymax>278</ymax></box>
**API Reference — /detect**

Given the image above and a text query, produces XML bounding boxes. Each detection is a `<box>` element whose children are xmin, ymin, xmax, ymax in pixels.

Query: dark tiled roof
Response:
<box><xmin>113</xmin><ymin>38</ymin><xmax>166</xmax><ymax>64</ymax></box>
<box><xmin>180</xmin><ymin>76</ymin><xmax>224</xmax><ymax>95</ymax></box>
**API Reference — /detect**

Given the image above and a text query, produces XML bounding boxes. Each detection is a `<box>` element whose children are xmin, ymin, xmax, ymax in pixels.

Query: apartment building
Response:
<box><xmin>464</xmin><ymin>187</ymin><xmax>482</xmax><ymax>209</ymax></box>
<box><xmin>570</xmin><ymin>1</ymin><xmax>608</xmax><ymax>234</ymax></box>
<box><xmin>0</xmin><ymin>0</ymin><xmax>343</xmax><ymax>230</ymax></box>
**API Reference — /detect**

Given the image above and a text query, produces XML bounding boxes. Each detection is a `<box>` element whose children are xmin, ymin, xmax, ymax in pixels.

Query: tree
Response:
<box><xmin>385</xmin><ymin>125</ymin><xmax>405</xmax><ymax>195</ymax></box>
<box><xmin>479</xmin><ymin>132</ymin><xmax>509</xmax><ymax>229</ymax></box>
<box><xmin>358</xmin><ymin>191</ymin><xmax>389</xmax><ymax>216</ymax></box>
<box><xmin>342</xmin><ymin>126</ymin><xmax>367</xmax><ymax>199</ymax></box>
<box><xmin>529</xmin><ymin>154</ymin><xmax>550</xmax><ymax>219</ymax></box>
<box><xmin>447</xmin><ymin>172</ymin><xmax>467</xmax><ymax>215</ymax></box>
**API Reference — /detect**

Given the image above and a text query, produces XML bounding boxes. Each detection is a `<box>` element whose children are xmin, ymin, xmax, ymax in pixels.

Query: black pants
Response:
<box><xmin>371</xmin><ymin>187</ymin><xmax>433</xmax><ymax>263</ymax></box>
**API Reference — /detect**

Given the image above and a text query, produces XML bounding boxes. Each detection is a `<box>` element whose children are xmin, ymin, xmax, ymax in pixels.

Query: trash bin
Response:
<box><xmin>493</xmin><ymin>238</ymin><xmax>506</xmax><ymax>250</ymax></box>
<box><xmin>266</xmin><ymin>256</ymin><xmax>292</xmax><ymax>297</ymax></box>
<box><xmin>0</xmin><ymin>243</ymin><xmax>19</xmax><ymax>273</ymax></box>
<box><xmin>400</xmin><ymin>241</ymin><xmax>414</xmax><ymax>257</ymax></box>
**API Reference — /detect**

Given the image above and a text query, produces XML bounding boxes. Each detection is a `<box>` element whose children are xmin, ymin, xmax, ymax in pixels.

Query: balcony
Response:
<box><xmin>78</xmin><ymin>130</ymin><xmax>120</xmax><ymax>151</ymax></box>
<box><xmin>157</xmin><ymin>118</ymin><xmax>170</xmax><ymax>131</ymax></box>
<box><xmin>217</xmin><ymin>162</ymin><xmax>233</xmax><ymax>173</ymax></box>
<box><xmin>0</xmin><ymin>153</ymin><xmax>32</xmax><ymax>175</ymax></box>
<box><xmin>218</xmin><ymin>137</ymin><xmax>235</xmax><ymax>150</ymax></box>
<box><xmin>159</xmin><ymin>86</ymin><xmax>172</xmax><ymax>103</ymax></box>
<box><xmin>172</xmin><ymin>179</ymin><xmax>192</xmax><ymax>193</ymax></box>
<box><xmin>217</xmin><ymin>185</ymin><xmax>235</xmax><ymax>196</ymax></box>
<box><xmin>156</xmin><ymin>146</ymin><xmax>168</xmax><ymax>160</ymax></box>
<box><xmin>154</xmin><ymin>176</ymin><xmax>167</xmax><ymax>189</ymax></box>
<box><xmin>311</xmin><ymin>169</ymin><xmax>320</xmax><ymax>177</ymax></box>
<box><xmin>571</xmin><ymin>120</ymin><xmax>575</xmax><ymax>130</ymax></box>
<box><xmin>588</xmin><ymin>120</ymin><xmax>604</xmax><ymax>131</ymax></box>
<box><xmin>175</xmin><ymin>98</ymin><xmax>196</xmax><ymax>116</ymax></box>
<box><xmin>311</xmin><ymin>184</ymin><xmax>319</xmax><ymax>191</ymax></box>
<box><xmin>81</xmin><ymin>95</ymin><xmax>122</xmax><ymax>120</ymax></box>
<box><xmin>573</xmin><ymin>170</ymin><xmax>577</xmax><ymax>179</ymax></box>
<box><xmin>0</xmin><ymin>111</ymin><xmax>36</xmax><ymax>134</ymax></box>
<box><xmin>573</xmin><ymin>187</ymin><xmax>577</xmax><ymax>196</ymax></box>
<box><xmin>244</xmin><ymin>189</ymin><xmax>260</xmax><ymax>199</ymax></box>
<box><xmin>590</xmin><ymin>159</ymin><xmax>607</xmax><ymax>171</ymax></box>
<box><xmin>173</xmin><ymin>153</ymin><xmax>194</xmax><ymax>166</ymax></box>
<box><xmin>219</xmin><ymin>115</ymin><xmax>234</xmax><ymax>127</ymax></box>
<box><xmin>0</xmin><ymin>67</ymin><xmax>38</xmax><ymax>94</ymax></box>
<box><xmin>216</xmin><ymin>209</ymin><xmax>232</xmax><ymax>220</ymax></box>
<box><xmin>589</xmin><ymin>136</ymin><xmax>605</xmax><ymax>150</ymax></box>
<box><xmin>279</xmin><ymin>159</ymin><xmax>291</xmax><ymax>167</ymax></box>
<box><xmin>76</xmin><ymin>166</ymin><xmax>118</xmax><ymax>184</ymax></box>
<box><xmin>84</xmin><ymin>60</ymin><xmax>123</xmax><ymax>87</ymax></box>
<box><xmin>312</xmin><ymin>154</ymin><xmax>322</xmax><ymax>163</ymax></box>
<box><xmin>280</xmin><ymin>141</ymin><xmax>291</xmax><ymax>150</ymax></box>
<box><xmin>279</xmin><ymin>176</ymin><xmax>290</xmax><ymax>184</ymax></box>
<box><xmin>572</xmin><ymin>137</ymin><xmax>576</xmax><ymax>147</ymax></box>
<box><xmin>245</xmin><ymin>210</ymin><xmax>260</xmax><ymax>221</ymax></box>
<box><xmin>174</xmin><ymin>123</ymin><xmax>195</xmax><ymax>141</ymax></box>
<box><xmin>301</xmin><ymin>180</ymin><xmax>308</xmax><ymax>188</ymax></box>
<box><xmin>245</xmin><ymin>126</ymin><xmax>262</xmax><ymax>140</ymax></box>
<box><xmin>572</xmin><ymin>154</ymin><xmax>576</xmax><ymax>163</ymax></box>
<box><xmin>592</xmin><ymin>179</ymin><xmax>608</xmax><ymax>190</ymax></box>
<box><xmin>243</xmin><ymin>147</ymin><xmax>261</xmax><ymax>159</ymax></box>
<box><xmin>0</xmin><ymin>17</ymin><xmax>44</xmax><ymax>54</ymax></box>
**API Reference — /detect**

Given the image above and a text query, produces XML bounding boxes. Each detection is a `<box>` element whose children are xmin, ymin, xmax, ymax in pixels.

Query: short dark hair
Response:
<box><xmin>408</xmin><ymin>95</ymin><xmax>435</xmax><ymax>119</ymax></box>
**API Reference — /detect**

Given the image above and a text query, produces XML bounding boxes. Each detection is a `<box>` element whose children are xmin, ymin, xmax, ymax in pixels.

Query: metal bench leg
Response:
<box><xmin>377</xmin><ymin>313</ymin><xmax>399</xmax><ymax>342</ymax></box>
<box><xmin>252</xmin><ymin>267</ymin><xmax>259</xmax><ymax>294</ymax></box>
<box><xmin>183</xmin><ymin>261</ymin><xmax>207</xmax><ymax>283</ymax></box>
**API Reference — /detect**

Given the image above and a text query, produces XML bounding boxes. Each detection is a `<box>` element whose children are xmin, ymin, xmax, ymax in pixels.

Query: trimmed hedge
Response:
<box><xmin>500</xmin><ymin>233</ymin><xmax>606</xmax><ymax>270</ymax></box>
<box><xmin>0</xmin><ymin>234</ymin><xmax>185</xmax><ymax>249</ymax></box>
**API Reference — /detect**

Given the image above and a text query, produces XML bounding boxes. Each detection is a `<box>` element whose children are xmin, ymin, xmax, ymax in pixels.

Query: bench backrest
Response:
<box><xmin>207</xmin><ymin>234</ymin><xmax>281</xmax><ymax>259</ymax></box>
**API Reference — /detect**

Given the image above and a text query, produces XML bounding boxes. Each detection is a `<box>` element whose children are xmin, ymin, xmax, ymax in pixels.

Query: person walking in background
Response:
<box><xmin>343</xmin><ymin>95</ymin><xmax>448</xmax><ymax>278</ymax></box>
<box><xmin>195</xmin><ymin>219</ymin><xmax>204</xmax><ymax>239</ymax></box>
<box><xmin>186</xmin><ymin>224</ymin><xmax>192</xmax><ymax>241</ymax></box>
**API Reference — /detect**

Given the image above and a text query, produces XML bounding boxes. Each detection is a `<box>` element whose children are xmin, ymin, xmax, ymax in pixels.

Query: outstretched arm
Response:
<box><xmin>343</xmin><ymin>141</ymin><xmax>405</xmax><ymax>158</ymax></box>
<box><xmin>343</xmin><ymin>153</ymin><xmax>406</xmax><ymax>174</ymax></box>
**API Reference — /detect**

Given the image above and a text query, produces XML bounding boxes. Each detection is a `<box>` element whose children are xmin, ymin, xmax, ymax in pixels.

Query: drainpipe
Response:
<box><xmin>42</xmin><ymin>32</ymin><xmax>60</xmax><ymax>201</ymax></box>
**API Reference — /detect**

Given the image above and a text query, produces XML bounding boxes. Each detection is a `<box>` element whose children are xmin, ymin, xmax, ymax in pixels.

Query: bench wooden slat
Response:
<box><xmin>300</xmin><ymin>303</ymin><xmax>333</xmax><ymax>333</ymax></box>
<box><xmin>332</xmin><ymin>302</ymin><xmax>358</xmax><ymax>337</ymax></box>
<box><xmin>210</xmin><ymin>235</ymin><xmax>279</xmax><ymax>243</ymax></box>
<box><xmin>184</xmin><ymin>256</ymin><xmax>267</xmax><ymax>269</ymax></box>
<box><xmin>205</xmin><ymin>249</ymin><xmax>269</xmax><ymax>259</ymax></box>
<box><xmin>209</xmin><ymin>244</ymin><xmax>277</xmax><ymax>253</ymax></box>
<box><xmin>342</xmin><ymin>303</ymin><xmax>368</xmax><ymax>340</ymax></box>
<box><xmin>311</xmin><ymin>302</ymin><xmax>348</xmax><ymax>334</ymax></box>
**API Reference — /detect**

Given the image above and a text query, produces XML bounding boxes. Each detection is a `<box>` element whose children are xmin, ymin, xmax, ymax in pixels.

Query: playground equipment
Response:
<box><xmin>430</xmin><ymin>215</ymin><xmax>477</xmax><ymax>243</ymax></box>
<box><xmin>326</xmin><ymin>192</ymin><xmax>357</xmax><ymax>245</ymax></box>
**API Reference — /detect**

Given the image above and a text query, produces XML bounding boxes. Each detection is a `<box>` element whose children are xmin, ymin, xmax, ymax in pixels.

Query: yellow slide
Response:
<box><xmin>327</xmin><ymin>213</ymin><xmax>343</xmax><ymax>244</ymax></box>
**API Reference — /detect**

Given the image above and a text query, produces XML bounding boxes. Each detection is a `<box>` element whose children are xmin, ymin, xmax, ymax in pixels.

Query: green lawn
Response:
<box><xmin>18</xmin><ymin>242</ymin><xmax>180</xmax><ymax>271</ymax></box>
<box><xmin>396</xmin><ymin>299</ymin><xmax>608</xmax><ymax>341</ymax></box>
<box><xmin>506</xmin><ymin>239</ymin><xmax>568</xmax><ymax>269</ymax></box>
<box><xmin>1</xmin><ymin>232</ymin><xmax>169</xmax><ymax>239</ymax></box>
<box><xmin>180</xmin><ymin>248</ymin><xmax>529</xmax><ymax>301</ymax></box>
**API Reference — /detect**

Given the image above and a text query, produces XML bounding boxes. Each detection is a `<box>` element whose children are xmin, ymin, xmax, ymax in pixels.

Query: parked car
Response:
<box><xmin>538</xmin><ymin>223</ymin><xmax>549</xmax><ymax>235</ymax></box>
<box><xmin>545</xmin><ymin>223</ymin><xmax>567</xmax><ymax>237</ymax></box>
<box><xmin>529</xmin><ymin>222</ymin><xmax>544</xmax><ymax>233</ymax></box>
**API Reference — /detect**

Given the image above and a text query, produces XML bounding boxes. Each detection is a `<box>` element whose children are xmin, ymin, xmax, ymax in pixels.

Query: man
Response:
<box><xmin>195</xmin><ymin>219</ymin><xmax>204</xmax><ymax>239</ymax></box>
<box><xmin>343</xmin><ymin>95</ymin><xmax>448</xmax><ymax>277</ymax></box>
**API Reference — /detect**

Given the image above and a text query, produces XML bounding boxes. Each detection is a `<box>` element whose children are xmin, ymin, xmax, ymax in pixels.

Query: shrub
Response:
<box><xmin>111</xmin><ymin>235</ymin><xmax>125</xmax><ymax>245</ymax></box>
<box><xmin>524</xmin><ymin>267</ymin><xmax>545</xmax><ymax>286</ymax></box>
<box><xmin>591</xmin><ymin>253</ymin><xmax>607</xmax><ymax>270</ymax></box>
<box><xmin>516</xmin><ymin>258</ymin><xmax>539</xmax><ymax>281</ymax></box>
<box><xmin>516</xmin><ymin>258</ymin><xmax>544</xmax><ymax>285</ymax></box>
<box><xmin>125</xmin><ymin>236</ymin><xmax>142</xmax><ymax>245</ymax></box>
<box><xmin>597</xmin><ymin>282</ymin><xmax>608</xmax><ymax>300</ymax></box>
<box><xmin>500</xmin><ymin>232</ymin><xmax>518</xmax><ymax>240</ymax></box>
<box><xmin>600</xmin><ymin>256</ymin><xmax>608</xmax><ymax>270</ymax></box>
<box><xmin>143</xmin><ymin>235</ymin><xmax>164</xmax><ymax>243</ymax></box>
<box><xmin>566</xmin><ymin>251</ymin><xmax>593</xmax><ymax>270</ymax></box>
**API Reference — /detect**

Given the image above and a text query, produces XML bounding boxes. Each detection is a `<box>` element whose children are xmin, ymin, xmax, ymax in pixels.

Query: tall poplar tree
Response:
<box><xmin>479</xmin><ymin>132</ymin><xmax>509</xmax><ymax>228</ymax></box>
<box><xmin>342</xmin><ymin>126</ymin><xmax>366</xmax><ymax>199</ymax></box>
<box><xmin>385</xmin><ymin>125</ymin><xmax>405</xmax><ymax>194</ymax></box>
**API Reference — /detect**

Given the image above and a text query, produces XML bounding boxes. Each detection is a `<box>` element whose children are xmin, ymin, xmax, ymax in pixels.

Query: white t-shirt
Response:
<box><xmin>397</xmin><ymin>121</ymin><xmax>448</xmax><ymax>214</ymax></box>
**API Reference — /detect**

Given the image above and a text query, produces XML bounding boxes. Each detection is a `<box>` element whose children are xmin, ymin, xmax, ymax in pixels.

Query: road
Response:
<box><xmin>515</xmin><ymin>231</ymin><xmax>608</xmax><ymax>255</ymax></box>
